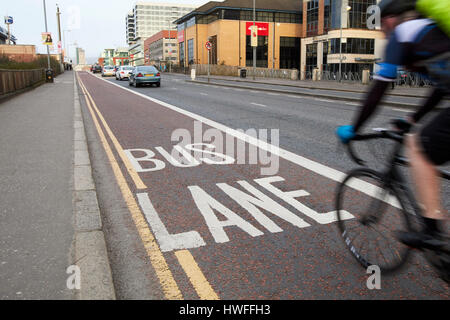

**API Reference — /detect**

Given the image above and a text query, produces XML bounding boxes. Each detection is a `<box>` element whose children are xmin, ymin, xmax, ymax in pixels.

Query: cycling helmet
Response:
<box><xmin>379</xmin><ymin>0</ymin><xmax>417</xmax><ymax>18</ymax></box>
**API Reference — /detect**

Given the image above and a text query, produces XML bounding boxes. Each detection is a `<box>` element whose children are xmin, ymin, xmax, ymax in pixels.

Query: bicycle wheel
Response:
<box><xmin>336</xmin><ymin>168</ymin><xmax>412</xmax><ymax>273</ymax></box>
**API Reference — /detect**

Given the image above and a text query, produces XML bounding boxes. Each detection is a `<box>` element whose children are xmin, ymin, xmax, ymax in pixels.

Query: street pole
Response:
<box><xmin>339</xmin><ymin>5</ymin><xmax>351</xmax><ymax>82</ymax></box>
<box><xmin>168</xmin><ymin>19</ymin><xmax>172</xmax><ymax>73</ymax></box>
<box><xmin>56</xmin><ymin>4</ymin><xmax>64</xmax><ymax>72</ymax></box>
<box><xmin>7</xmin><ymin>24</ymin><xmax>11</xmax><ymax>45</ymax></box>
<box><xmin>42</xmin><ymin>0</ymin><xmax>51</xmax><ymax>71</ymax></box>
<box><xmin>253</xmin><ymin>0</ymin><xmax>256</xmax><ymax>80</ymax></box>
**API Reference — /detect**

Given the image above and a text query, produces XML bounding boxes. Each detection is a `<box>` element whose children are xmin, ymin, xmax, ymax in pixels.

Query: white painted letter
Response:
<box><xmin>124</xmin><ymin>149</ymin><xmax>166</xmax><ymax>172</ymax></box>
<box><xmin>137</xmin><ymin>193</ymin><xmax>206</xmax><ymax>252</ymax></box>
<box><xmin>217</xmin><ymin>181</ymin><xmax>310</xmax><ymax>232</ymax></box>
<box><xmin>255</xmin><ymin>176</ymin><xmax>354</xmax><ymax>224</ymax></box>
<box><xmin>188</xmin><ymin>186</ymin><xmax>263</xmax><ymax>243</ymax></box>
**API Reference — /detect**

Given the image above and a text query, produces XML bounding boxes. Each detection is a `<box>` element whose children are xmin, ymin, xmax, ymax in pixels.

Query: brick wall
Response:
<box><xmin>0</xmin><ymin>45</ymin><xmax>37</xmax><ymax>63</ymax></box>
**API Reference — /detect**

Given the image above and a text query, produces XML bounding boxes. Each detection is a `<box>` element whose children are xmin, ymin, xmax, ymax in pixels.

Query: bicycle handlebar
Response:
<box><xmin>345</xmin><ymin>129</ymin><xmax>404</xmax><ymax>166</ymax></box>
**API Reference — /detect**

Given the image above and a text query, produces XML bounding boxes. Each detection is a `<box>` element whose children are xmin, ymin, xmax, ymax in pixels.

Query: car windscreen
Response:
<box><xmin>104</xmin><ymin>66</ymin><xmax>114</xmax><ymax>69</ymax></box>
<box><xmin>122</xmin><ymin>67</ymin><xmax>134</xmax><ymax>70</ymax></box>
<box><xmin>136</xmin><ymin>67</ymin><xmax>158</xmax><ymax>73</ymax></box>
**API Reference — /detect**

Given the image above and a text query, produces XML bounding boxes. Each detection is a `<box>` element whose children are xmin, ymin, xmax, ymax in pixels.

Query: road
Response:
<box><xmin>76</xmin><ymin>71</ymin><xmax>449</xmax><ymax>300</ymax></box>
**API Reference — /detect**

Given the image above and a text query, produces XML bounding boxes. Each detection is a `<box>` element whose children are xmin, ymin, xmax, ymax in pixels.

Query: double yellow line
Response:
<box><xmin>76</xmin><ymin>73</ymin><xmax>219</xmax><ymax>300</ymax></box>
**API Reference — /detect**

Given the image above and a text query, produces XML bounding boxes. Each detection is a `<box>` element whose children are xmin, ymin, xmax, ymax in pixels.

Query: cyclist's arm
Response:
<box><xmin>353</xmin><ymin>80</ymin><xmax>390</xmax><ymax>132</ymax></box>
<box><xmin>411</xmin><ymin>87</ymin><xmax>447</xmax><ymax>123</ymax></box>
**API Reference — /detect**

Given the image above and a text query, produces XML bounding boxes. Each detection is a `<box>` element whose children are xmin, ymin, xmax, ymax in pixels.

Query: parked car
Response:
<box><xmin>116</xmin><ymin>66</ymin><xmax>134</xmax><ymax>81</ymax></box>
<box><xmin>102</xmin><ymin>65</ymin><xmax>116</xmax><ymax>77</ymax></box>
<box><xmin>92</xmin><ymin>64</ymin><xmax>102</xmax><ymax>74</ymax></box>
<box><xmin>129</xmin><ymin>66</ymin><xmax>161</xmax><ymax>87</ymax></box>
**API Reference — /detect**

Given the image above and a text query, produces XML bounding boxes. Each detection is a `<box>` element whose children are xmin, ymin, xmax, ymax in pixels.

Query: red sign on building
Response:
<box><xmin>245</xmin><ymin>22</ymin><xmax>269</xmax><ymax>36</ymax></box>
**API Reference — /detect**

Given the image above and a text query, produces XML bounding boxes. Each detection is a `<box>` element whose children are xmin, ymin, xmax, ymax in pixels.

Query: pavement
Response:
<box><xmin>185</xmin><ymin>74</ymin><xmax>447</xmax><ymax>109</ymax></box>
<box><xmin>0</xmin><ymin>70</ymin><xmax>114</xmax><ymax>300</ymax></box>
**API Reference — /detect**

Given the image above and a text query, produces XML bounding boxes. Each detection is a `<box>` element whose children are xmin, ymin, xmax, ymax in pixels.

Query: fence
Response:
<box><xmin>0</xmin><ymin>68</ymin><xmax>45</xmax><ymax>97</ymax></box>
<box><xmin>186</xmin><ymin>64</ymin><xmax>299</xmax><ymax>80</ymax></box>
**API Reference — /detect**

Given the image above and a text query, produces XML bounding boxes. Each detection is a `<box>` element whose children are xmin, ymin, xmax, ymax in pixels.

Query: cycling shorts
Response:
<box><xmin>420</xmin><ymin>107</ymin><xmax>450</xmax><ymax>165</ymax></box>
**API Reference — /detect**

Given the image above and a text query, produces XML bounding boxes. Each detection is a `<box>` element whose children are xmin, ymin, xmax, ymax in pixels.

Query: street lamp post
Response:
<box><xmin>253</xmin><ymin>0</ymin><xmax>256</xmax><ymax>80</ymax></box>
<box><xmin>42</xmin><ymin>0</ymin><xmax>51</xmax><ymax>71</ymax></box>
<box><xmin>56</xmin><ymin>4</ymin><xmax>64</xmax><ymax>72</ymax></box>
<box><xmin>339</xmin><ymin>5</ymin><xmax>351</xmax><ymax>82</ymax></box>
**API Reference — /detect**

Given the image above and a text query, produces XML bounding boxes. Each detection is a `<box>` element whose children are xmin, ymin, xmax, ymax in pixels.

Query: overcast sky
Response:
<box><xmin>2</xmin><ymin>0</ymin><xmax>209</xmax><ymax>63</ymax></box>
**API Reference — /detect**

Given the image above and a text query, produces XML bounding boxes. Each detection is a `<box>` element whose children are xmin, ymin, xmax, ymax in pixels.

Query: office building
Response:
<box><xmin>175</xmin><ymin>0</ymin><xmax>385</xmax><ymax>76</ymax></box>
<box><xmin>126</xmin><ymin>2</ymin><xmax>197</xmax><ymax>45</ymax></box>
<box><xmin>76</xmin><ymin>47</ymin><xmax>86</xmax><ymax>65</ymax></box>
<box><xmin>144</xmin><ymin>30</ymin><xmax>178</xmax><ymax>68</ymax></box>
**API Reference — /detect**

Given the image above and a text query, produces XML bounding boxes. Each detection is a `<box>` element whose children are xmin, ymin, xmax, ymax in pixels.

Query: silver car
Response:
<box><xmin>101</xmin><ymin>65</ymin><xmax>115</xmax><ymax>77</ymax></box>
<box><xmin>116</xmin><ymin>66</ymin><xmax>134</xmax><ymax>81</ymax></box>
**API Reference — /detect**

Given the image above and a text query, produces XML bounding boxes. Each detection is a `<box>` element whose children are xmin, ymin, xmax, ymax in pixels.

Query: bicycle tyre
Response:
<box><xmin>336</xmin><ymin>168</ymin><xmax>412</xmax><ymax>274</ymax></box>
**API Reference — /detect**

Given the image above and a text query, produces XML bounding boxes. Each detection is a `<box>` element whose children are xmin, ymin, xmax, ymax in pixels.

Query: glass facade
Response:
<box><xmin>348</xmin><ymin>0</ymin><xmax>377</xmax><ymax>29</ymax></box>
<box><xmin>279</xmin><ymin>37</ymin><xmax>301</xmax><ymax>70</ymax></box>
<box><xmin>179</xmin><ymin>42</ymin><xmax>185</xmax><ymax>67</ymax></box>
<box><xmin>246</xmin><ymin>35</ymin><xmax>268</xmax><ymax>68</ymax></box>
<box><xmin>195</xmin><ymin>9</ymin><xmax>302</xmax><ymax>24</ymax></box>
<box><xmin>187</xmin><ymin>39</ymin><xmax>194</xmax><ymax>65</ymax></box>
<box><xmin>306</xmin><ymin>0</ymin><xmax>319</xmax><ymax>37</ymax></box>
<box><xmin>305</xmin><ymin>43</ymin><xmax>318</xmax><ymax>74</ymax></box>
<box><xmin>328</xmin><ymin>38</ymin><xmax>375</xmax><ymax>54</ymax></box>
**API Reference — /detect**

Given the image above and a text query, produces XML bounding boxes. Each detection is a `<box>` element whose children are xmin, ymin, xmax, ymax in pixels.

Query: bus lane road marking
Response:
<box><xmin>77</xmin><ymin>73</ymin><xmax>219</xmax><ymax>300</ymax></box>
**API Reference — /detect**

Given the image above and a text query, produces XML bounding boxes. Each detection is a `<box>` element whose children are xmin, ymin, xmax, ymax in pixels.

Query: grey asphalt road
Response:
<box><xmin>83</xmin><ymin>72</ymin><xmax>449</xmax><ymax>299</ymax></box>
<box><xmin>190</xmin><ymin>76</ymin><xmax>434</xmax><ymax>106</ymax></box>
<box><xmin>107</xmin><ymin>73</ymin><xmax>450</xmax><ymax>174</ymax></box>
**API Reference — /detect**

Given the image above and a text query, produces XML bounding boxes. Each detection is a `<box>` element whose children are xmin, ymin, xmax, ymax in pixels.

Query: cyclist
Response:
<box><xmin>336</xmin><ymin>0</ymin><xmax>449</xmax><ymax>250</ymax></box>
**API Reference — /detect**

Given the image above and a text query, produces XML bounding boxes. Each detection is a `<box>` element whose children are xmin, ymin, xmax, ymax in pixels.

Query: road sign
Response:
<box><xmin>42</xmin><ymin>32</ymin><xmax>53</xmax><ymax>46</ymax></box>
<box><xmin>205</xmin><ymin>41</ymin><xmax>212</xmax><ymax>51</ymax></box>
<box><xmin>251</xmin><ymin>25</ymin><xmax>258</xmax><ymax>47</ymax></box>
<box><xmin>4</xmin><ymin>16</ymin><xmax>13</xmax><ymax>24</ymax></box>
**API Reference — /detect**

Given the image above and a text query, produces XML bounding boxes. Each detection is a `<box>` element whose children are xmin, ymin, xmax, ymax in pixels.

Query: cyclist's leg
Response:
<box><xmin>407</xmin><ymin>134</ymin><xmax>445</xmax><ymax>220</ymax></box>
<box><xmin>399</xmin><ymin>108</ymin><xmax>450</xmax><ymax>248</ymax></box>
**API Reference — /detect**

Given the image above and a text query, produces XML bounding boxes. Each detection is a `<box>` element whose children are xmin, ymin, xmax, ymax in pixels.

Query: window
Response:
<box><xmin>246</xmin><ymin>35</ymin><xmax>268</xmax><ymax>68</ymax></box>
<box><xmin>279</xmin><ymin>37</ymin><xmax>300</xmax><ymax>70</ymax></box>
<box><xmin>305</xmin><ymin>43</ymin><xmax>318</xmax><ymax>74</ymax></box>
<box><xmin>179</xmin><ymin>42</ymin><xmax>185</xmax><ymax>67</ymax></box>
<box><xmin>328</xmin><ymin>38</ymin><xmax>374</xmax><ymax>54</ymax></box>
<box><xmin>348</xmin><ymin>0</ymin><xmax>377</xmax><ymax>29</ymax></box>
<box><xmin>307</xmin><ymin>0</ymin><xmax>319</xmax><ymax>36</ymax></box>
<box><xmin>187</xmin><ymin>39</ymin><xmax>194</xmax><ymax>64</ymax></box>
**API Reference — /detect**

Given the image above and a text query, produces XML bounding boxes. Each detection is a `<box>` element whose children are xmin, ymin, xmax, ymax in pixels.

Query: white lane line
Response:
<box><xmin>251</xmin><ymin>102</ymin><xmax>267</xmax><ymax>108</ymax></box>
<box><xmin>287</xmin><ymin>95</ymin><xmax>302</xmax><ymax>99</ymax></box>
<box><xmin>391</xmin><ymin>108</ymin><xmax>409</xmax><ymax>112</ymax></box>
<box><xmin>315</xmin><ymin>98</ymin><xmax>334</xmax><ymax>103</ymax></box>
<box><xmin>250</xmin><ymin>90</ymin><xmax>259</xmax><ymax>94</ymax></box>
<box><xmin>267</xmin><ymin>92</ymin><xmax>280</xmax><ymax>96</ymax></box>
<box><xmin>200</xmin><ymin>93</ymin><xmax>208</xmax><ymax>96</ymax></box>
<box><xmin>89</xmin><ymin>72</ymin><xmax>400</xmax><ymax>208</ymax></box>
<box><xmin>346</xmin><ymin>102</ymin><xmax>360</xmax><ymax>106</ymax></box>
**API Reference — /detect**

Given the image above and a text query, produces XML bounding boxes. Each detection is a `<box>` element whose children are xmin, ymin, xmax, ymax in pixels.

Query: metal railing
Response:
<box><xmin>0</xmin><ymin>69</ymin><xmax>45</xmax><ymax>97</ymax></box>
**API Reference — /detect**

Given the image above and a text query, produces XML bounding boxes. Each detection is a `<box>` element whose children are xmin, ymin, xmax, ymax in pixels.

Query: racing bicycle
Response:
<box><xmin>335</xmin><ymin>123</ymin><xmax>450</xmax><ymax>283</ymax></box>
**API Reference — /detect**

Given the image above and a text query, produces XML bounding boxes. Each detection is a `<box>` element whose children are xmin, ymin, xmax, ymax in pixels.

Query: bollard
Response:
<box><xmin>312</xmin><ymin>68</ymin><xmax>318</xmax><ymax>81</ymax></box>
<box><xmin>46</xmin><ymin>69</ymin><xmax>54</xmax><ymax>83</ymax></box>
<box><xmin>362</xmin><ymin>69</ymin><xmax>370</xmax><ymax>85</ymax></box>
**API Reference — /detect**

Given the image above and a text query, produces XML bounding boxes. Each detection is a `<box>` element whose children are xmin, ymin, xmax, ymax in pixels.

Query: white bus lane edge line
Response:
<box><xmin>88</xmin><ymin>70</ymin><xmax>396</xmax><ymax>207</ymax></box>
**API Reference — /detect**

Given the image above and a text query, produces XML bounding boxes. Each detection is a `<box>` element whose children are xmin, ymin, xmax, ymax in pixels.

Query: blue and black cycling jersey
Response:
<box><xmin>353</xmin><ymin>18</ymin><xmax>450</xmax><ymax>132</ymax></box>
